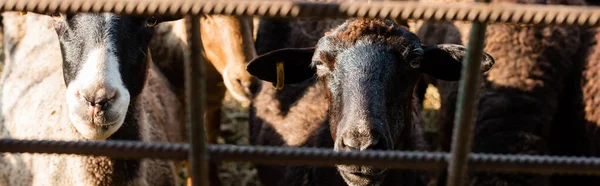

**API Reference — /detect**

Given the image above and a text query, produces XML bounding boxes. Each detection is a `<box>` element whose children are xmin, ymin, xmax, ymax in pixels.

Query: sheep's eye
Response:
<box><xmin>145</xmin><ymin>17</ymin><xmax>158</xmax><ymax>27</ymax></box>
<box><xmin>49</xmin><ymin>12</ymin><xmax>62</xmax><ymax>18</ymax></box>
<box><xmin>315</xmin><ymin>63</ymin><xmax>327</xmax><ymax>71</ymax></box>
<box><xmin>408</xmin><ymin>48</ymin><xmax>424</xmax><ymax>69</ymax></box>
<box><xmin>314</xmin><ymin>62</ymin><xmax>330</xmax><ymax>77</ymax></box>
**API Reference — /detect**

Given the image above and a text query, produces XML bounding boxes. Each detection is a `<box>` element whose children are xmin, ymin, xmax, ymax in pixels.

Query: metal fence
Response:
<box><xmin>1</xmin><ymin>0</ymin><xmax>600</xmax><ymax>186</ymax></box>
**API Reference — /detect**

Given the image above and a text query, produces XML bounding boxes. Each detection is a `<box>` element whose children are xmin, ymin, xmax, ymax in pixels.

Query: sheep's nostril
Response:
<box><xmin>341</xmin><ymin>137</ymin><xmax>360</xmax><ymax>151</ymax></box>
<box><xmin>96</xmin><ymin>91</ymin><xmax>118</xmax><ymax>110</ymax></box>
<box><xmin>97</xmin><ymin>100</ymin><xmax>108</xmax><ymax>107</ymax></box>
<box><xmin>370</xmin><ymin>137</ymin><xmax>387</xmax><ymax>151</ymax></box>
<box><xmin>341</xmin><ymin>135</ymin><xmax>387</xmax><ymax>151</ymax></box>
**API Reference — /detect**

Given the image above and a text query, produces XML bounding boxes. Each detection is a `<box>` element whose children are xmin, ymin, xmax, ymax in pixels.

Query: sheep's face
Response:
<box><xmin>199</xmin><ymin>15</ymin><xmax>258</xmax><ymax>104</ymax></box>
<box><xmin>49</xmin><ymin>13</ymin><xmax>176</xmax><ymax>140</ymax></box>
<box><xmin>247</xmin><ymin>18</ymin><xmax>495</xmax><ymax>186</ymax></box>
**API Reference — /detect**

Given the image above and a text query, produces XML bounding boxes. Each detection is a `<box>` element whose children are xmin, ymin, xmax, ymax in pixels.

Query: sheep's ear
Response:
<box><xmin>420</xmin><ymin>44</ymin><xmax>495</xmax><ymax>81</ymax></box>
<box><xmin>246</xmin><ymin>47</ymin><xmax>316</xmax><ymax>84</ymax></box>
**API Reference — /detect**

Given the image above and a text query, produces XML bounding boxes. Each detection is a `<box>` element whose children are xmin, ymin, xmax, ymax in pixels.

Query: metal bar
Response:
<box><xmin>0</xmin><ymin>139</ymin><xmax>189</xmax><ymax>160</ymax></box>
<box><xmin>445</xmin><ymin>1</ymin><xmax>489</xmax><ymax>185</ymax></box>
<box><xmin>2</xmin><ymin>0</ymin><xmax>600</xmax><ymax>26</ymax></box>
<box><xmin>185</xmin><ymin>15</ymin><xmax>209</xmax><ymax>186</ymax></box>
<box><xmin>4</xmin><ymin>139</ymin><xmax>600</xmax><ymax>176</ymax></box>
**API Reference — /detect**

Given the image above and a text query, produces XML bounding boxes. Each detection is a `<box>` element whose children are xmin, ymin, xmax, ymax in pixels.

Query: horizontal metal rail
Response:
<box><xmin>3</xmin><ymin>0</ymin><xmax>600</xmax><ymax>26</ymax></box>
<box><xmin>1</xmin><ymin>139</ymin><xmax>600</xmax><ymax>176</ymax></box>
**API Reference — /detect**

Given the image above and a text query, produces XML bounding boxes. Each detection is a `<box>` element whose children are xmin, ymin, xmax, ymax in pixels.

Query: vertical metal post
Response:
<box><xmin>445</xmin><ymin>1</ymin><xmax>489</xmax><ymax>186</ymax></box>
<box><xmin>185</xmin><ymin>15</ymin><xmax>210</xmax><ymax>186</ymax></box>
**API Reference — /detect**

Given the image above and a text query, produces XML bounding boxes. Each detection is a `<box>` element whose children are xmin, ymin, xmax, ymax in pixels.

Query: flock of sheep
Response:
<box><xmin>0</xmin><ymin>0</ymin><xmax>600</xmax><ymax>186</ymax></box>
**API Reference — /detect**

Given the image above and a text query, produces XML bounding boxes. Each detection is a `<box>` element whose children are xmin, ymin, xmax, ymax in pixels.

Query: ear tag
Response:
<box><xmin>275</xmin><ymin>61</ymin><xmax>285</xmax><ymax>90</ymax></box>
<box><xmin>19</xmin><ymin>11</ymin><xmax>27</xmax><ymax>16</ymax></box>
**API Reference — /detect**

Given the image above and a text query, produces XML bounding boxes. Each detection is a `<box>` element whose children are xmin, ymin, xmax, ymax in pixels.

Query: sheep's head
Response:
<box><xmin>49</xmin><ymin>12</ymin><xmax>178</xmax><ymax>140</ymax></box>
<box><xmin>200</xmin><ymin>15</ymin><xmax>259</xmax><ymax>104</ymax></box>
<box><xmin>247</xmin><ymin>18</ymin><xmax>495</xmax><ymax>186</ymax></box>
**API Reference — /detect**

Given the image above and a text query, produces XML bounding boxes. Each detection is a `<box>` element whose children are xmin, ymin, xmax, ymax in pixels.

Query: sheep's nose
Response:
<box><xmin>77</xmin><ymin>88</ymin><xmax>117</xmax><ymax>117</ymax></box>
<box><xmin>340</xmin><ymin>132</ymin><xmax>388</xmax><ymax>151</ymax></box>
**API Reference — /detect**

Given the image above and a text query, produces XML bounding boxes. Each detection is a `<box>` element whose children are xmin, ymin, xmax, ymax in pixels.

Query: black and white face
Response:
<box><xmin>246</xmin><ymin>19</ymin><xmax>495</xmax><ymax>186</ymax></box>
<box><xmin>49</xmin><ymin>12</ymin><xmax>173</xmax><ymax>140</ymax></box>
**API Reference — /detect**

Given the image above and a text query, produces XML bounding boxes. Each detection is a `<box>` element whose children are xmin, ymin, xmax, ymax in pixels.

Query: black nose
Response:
<box><xmin>340</xmin><ymin>132</ymin><xmax>388</xmax><ymax>151</ymax></box>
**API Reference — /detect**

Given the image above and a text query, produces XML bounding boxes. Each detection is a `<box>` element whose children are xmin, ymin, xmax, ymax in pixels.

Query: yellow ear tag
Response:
<box><xmin>275</xmin><ymin>61</ymin><xmax>285</xmax><ymax>90</ymax></box>
<box><xmin>19</xmin><ymin>11</ymin><xmax>27</xmax><ymax>16</ymax></box>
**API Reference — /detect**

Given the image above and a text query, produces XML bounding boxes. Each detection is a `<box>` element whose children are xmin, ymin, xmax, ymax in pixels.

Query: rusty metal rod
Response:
<box><xmin>185</xmin><ymin>15</ymin><xmax>209</xmax><ymax>186</ymax></box>
<box><xmin>3</xmin><ymin>139</ymin><xmax>600</xmax><ymax>176</ymax></box>
<box><xmin>445</xmin><ymin>5</ymin><xmax>489</xmax><ymax>186</ymax></box>
<box><xmin>2</xmin><ymin>0</ymin><xmax>600</xmax><ymax>26</ymax></box>
<box><xmin>0</xmin><ymin>139</ymin><xmax>189</xmax><ymax>160</ymax></box>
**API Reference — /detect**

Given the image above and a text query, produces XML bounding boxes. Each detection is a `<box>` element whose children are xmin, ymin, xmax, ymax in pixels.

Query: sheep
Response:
<box><xmin>414</xmin><ymin>20</ymin><xmax>472</xmax><ymax>153</ymax></box>
<box><xmin>251</xmin><ymin>2</ymin><xmax>422</xmax><ymax>151</ymax></box>
<box><xmin>147</xmin><ymin>15</ymin><xmax>258</xmax><ymax>185</ymax></box>
<box><xmin>544</xmin><ymin>17</ymin><xmax>600</xmax><ymax>186</ymax></box>
<box><xmin>414</xmin><ymin>0</ymin><xmax>589</xmax><ymax>185</ymax></box>
<box><xmin>0</xmin><ymin>11</ymin><xmax>184</xmax><ymax>186</ymax></box>
<box><xmin>149</xmin><ymin>15</ymin><xmax>258</xmax><ymax>144</ymax></box>
<box><xmin>247</xmin><ymin>18</ymin><xmax>495</xmax><ymax>186</ymax></box>
<box><xmin>150</xmin><ymin>15</ymin><xmax>258</xmax><ymax>106</ymax></box>
<box><xmin>250</xmin><ymin>1</ymin><xmax>407</xmax><ymax>151</ymax></box>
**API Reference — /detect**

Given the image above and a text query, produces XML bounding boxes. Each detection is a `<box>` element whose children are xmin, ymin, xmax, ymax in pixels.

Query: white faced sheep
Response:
<box><xmin>0</xmin><ymin>12</ymin><xmax>184</xmax><ymax>186</ymax></box>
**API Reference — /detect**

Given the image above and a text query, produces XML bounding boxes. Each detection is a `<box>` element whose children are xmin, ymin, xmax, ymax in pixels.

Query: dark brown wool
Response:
<box><xmin>415</xmin><ymin>0</ymin><xmax>593</xmax><ymax>185</ymax></box>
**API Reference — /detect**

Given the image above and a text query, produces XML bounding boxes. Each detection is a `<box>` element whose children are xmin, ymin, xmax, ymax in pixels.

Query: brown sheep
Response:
<box><xmin>247</xmin><ymin>18</ymin><xmax>495</xmax><ymax>186</ymax></box>
<box><xmin>415</xmin><ymin>0</ymin><xmax>589</xmax><ymax>185</ymax></box>
<box><xmin>0</xmin><ymin>12</ymin><xmax>183</xmax><ymax>186</ymax></box>
<box><xmin>148</xmin><ymin>15</ymin><xmax>258</xmax><ymax>185</ymax></box>
<box><xmin>548</xmin><ymin>17</ymin><xmax>600</xmax><ymax>186</ymax></box>
<box><xmin>150</xmin><ymin>15</ymin><xmax>258</xmax><ymax>107</ymax></box>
